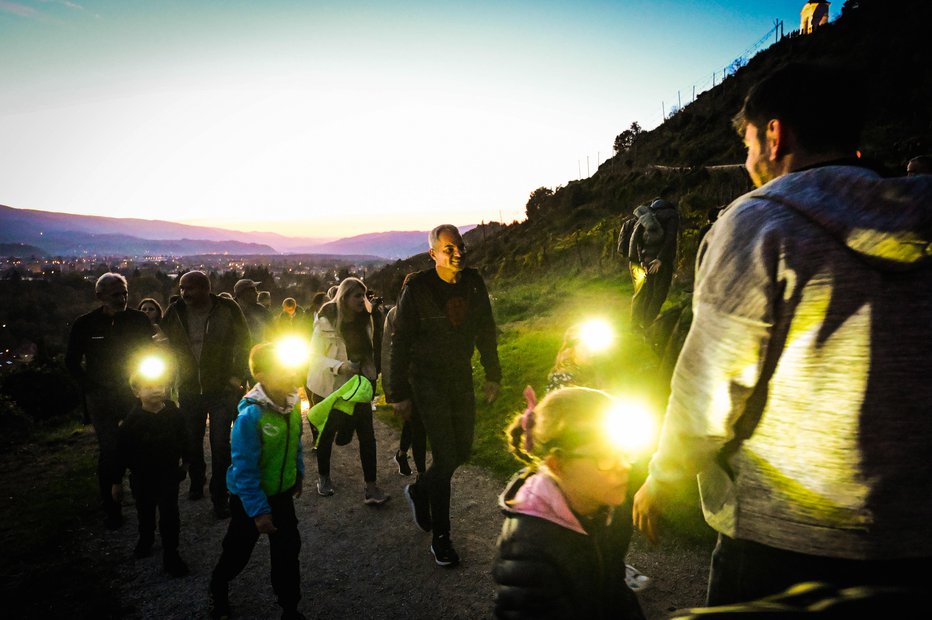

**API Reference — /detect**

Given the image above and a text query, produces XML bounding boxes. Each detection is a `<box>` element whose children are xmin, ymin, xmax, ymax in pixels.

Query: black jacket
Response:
<box><xmin>389</xmin><ymin>267</ymin><xmax>500</xmax><ymax>400</ymax></box>
<box><xmin>65</xmin><ymin>307</ymin><xmax>154</xmax><ymax>395</ymax></box>
<box><xmin>112</xmin><ymin>401</ymin><xmax>189</xmax><ymax>483</ymax></box>
<box><xmin>161</xmin><ymin>294</ymin><xmax>250</xmax><ymax>396</ymax></box>
<box><xmin>492</xmin><ymin>470</ymin><xmax>645</xmax><ymax>620</ymax></box>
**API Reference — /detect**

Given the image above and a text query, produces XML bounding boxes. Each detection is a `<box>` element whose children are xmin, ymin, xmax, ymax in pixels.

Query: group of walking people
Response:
<box><xmin>65</xmin><ymin>62</ymin><xmax>932</xmax><ymax>619</ymax></box>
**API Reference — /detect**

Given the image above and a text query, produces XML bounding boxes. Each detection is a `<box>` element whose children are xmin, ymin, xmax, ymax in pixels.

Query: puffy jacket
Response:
<box><xmin>161</xmin><ymin>294</ymin><xmax>250</xmax><ymax>396</ymax></box>
<box><xmin>227</xmin><ymin>384</ymin><xmax>305</xmax><ymax>517</ymax></box>
<box><xmin>492</xmin><ymin>468</ymin><xmax>645</xmax><ymax>620</ymax></box>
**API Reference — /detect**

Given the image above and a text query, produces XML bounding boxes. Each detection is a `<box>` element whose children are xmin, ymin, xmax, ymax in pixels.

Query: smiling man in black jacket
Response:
<box><xmin>391</xmin><ymin>224</ymin><xmax>501</xmax><ymax>567</ymax></box>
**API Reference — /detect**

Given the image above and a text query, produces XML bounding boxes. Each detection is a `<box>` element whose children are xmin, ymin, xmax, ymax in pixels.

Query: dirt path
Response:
<box><xmin>78</xmin><ymin>414</ymin><xmax>710</xmax><ymax>619</ymax></box>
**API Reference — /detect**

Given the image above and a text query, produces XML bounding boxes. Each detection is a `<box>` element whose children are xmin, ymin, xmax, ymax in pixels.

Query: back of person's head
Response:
<box><xmin>327</xmin><ymin>285</ymin><xmax>339</xmax><ymax>299</ymax></box>
<box><xmin>733</xmin><ymin>63</ymin><xmax>863</xmax><ymax>155</ymax></box>
<box><xmin>249</xmin><ymin>342</ymin><xmax>281</xmax><ymax>380</ymax></box>
<box><xmin>257</xmin><ymin>290</ymin><xmax>271</xmax><ymax>305</ymax></box>
<box><xmin>506</xmin><ymin>387</ymin><xmax>617</xmax><ymax>465</ymax></box>
<box><xmin>308</xmin><ymin>291</ymin><xmax>328</xmax><ymax>316</ymax></box>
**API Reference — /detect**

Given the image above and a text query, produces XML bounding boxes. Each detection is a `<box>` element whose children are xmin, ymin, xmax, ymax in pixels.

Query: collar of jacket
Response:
<box><xmin>499</xmin><ymin>466</ymin><xmax>594</xmax><ymax>535</ymax></box>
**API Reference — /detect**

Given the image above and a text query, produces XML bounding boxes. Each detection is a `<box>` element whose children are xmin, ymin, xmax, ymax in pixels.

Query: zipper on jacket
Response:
<box><xmin>279</xmin><ymin>410</ymin><xmax>292</xmax><ymax>493</ymax></box>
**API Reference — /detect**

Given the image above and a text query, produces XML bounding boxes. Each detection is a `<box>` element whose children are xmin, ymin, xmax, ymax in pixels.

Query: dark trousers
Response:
<box><xmin>131</xmin><ymin>475</ymin><xmax>181</xmax><ymax>553</ymax></box>
<box><xmin>86</xmin><ymin>390</ymin><xmax>133</xmax><ymax>519</ymax></box>
<box><xmin>411</xmin><ymin>375</ymin><xmax>475</xmax><ymax>537</ymax></box>
<box><xmin>212</xmin><ymin>493</ymin><xmax>301</xmax><ymax>611</ymax></box>
<box><xmin>707</xmin><ymin>533</ymin><xmax>931</xmax><ymax>606</ymax></box>
<box><xmin>630</xmin><ymin>261</ymin><xmax>673</xmax><ymax>329</ymax></box>
<box><xmin>316</xmin><ymin>401</ymin><xmax>377</xmax><ymax>482</ymax></box>
<box><xmin>398</xmin><ymin>405</ymin><xmax>427</xmax><ymax>474</ymax></box>
<box><xmin>180</xmin><ymin>391</ymin><xmax>237</xmax><ymax>504</ymax></box>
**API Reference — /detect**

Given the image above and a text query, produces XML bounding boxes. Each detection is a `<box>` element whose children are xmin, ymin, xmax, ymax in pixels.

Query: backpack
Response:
<box><xmin>617</xmin><ymin>215</ymin><xmax>639</xmax><ymax>262</ymax></box>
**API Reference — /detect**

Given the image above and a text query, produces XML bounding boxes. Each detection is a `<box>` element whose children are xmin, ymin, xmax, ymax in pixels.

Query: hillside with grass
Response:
<box><xmin>367</xmin><ymin>0</ymin><xmax>931</xmax><ymax>536</ymax></box>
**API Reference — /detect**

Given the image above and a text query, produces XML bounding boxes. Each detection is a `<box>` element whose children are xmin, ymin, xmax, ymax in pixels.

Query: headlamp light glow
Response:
<box><xmin>578</xmin><ymin>318</ymin><xmax>616</xmax><ymax>354</ymax></box>
<box><xmin>275</xmin><ymin>336</ymin><xmax>311</xmax><ymax>369</ymax></box>
<box><xmin>138</xmin><ymin>355</ymin><xmax>167</xmax><ymax>381</ymax></box>
<box><xmin>604</xmin><ymin>399</ymin><xmax>657</xmax><ymax>457</ymax></box>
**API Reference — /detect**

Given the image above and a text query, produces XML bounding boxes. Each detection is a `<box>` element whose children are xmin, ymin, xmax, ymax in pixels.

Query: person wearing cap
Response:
<box><xmin>234</xmin><ymin>278</ymin><xmax>270</xmax><ymax>345</ymax></box>
<box><xmin>627</xmin><ymin>197</ymin><xmax>679</xmax><ymax>330</ymax></box>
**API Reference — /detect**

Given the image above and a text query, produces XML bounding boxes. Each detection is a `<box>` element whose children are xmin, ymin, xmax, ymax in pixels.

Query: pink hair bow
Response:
<box><xmin>521</xmin><ymin>385</ymin><xmax>537</xmax><ymax>453</ymax></box>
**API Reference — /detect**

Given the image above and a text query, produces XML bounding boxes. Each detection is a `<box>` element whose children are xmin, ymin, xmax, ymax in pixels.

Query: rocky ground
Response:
<box><xmin>68</xmin><ymin>414</ymin><xmax>709</xmax><ymax>619</ymax></box>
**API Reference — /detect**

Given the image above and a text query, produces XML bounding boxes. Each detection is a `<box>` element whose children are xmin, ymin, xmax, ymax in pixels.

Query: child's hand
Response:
<box><xmin>111</xmin><ymin>483</ymin><xmax>123</xmax><ymax>504</ymax></box>
<box><xmin>254</xmin><ymin>513</ymin><xmax>277</xmax><ymax>534</ymax></box>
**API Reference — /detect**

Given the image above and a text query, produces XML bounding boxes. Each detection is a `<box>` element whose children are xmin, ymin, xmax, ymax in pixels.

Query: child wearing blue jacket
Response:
<box><xmin>209</xmin><ymin>342</ymin><xmax>306</xmax><ymax>620</ymax></box>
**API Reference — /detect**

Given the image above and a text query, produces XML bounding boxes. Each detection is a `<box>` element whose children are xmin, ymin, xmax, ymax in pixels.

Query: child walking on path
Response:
<box><xmin>492</xmin><ymin>386</ymin><xmax>647</xmax><ymax>619</ymax></box>
<box><xmin>209</xmin><ymin>342</ymin><xmax>306</xmax><ymax>620</ymax></box>
<box><xmin>111</xmin><ymin>356</ymin><xmax>190</xmax><ymax>577</ymax></box>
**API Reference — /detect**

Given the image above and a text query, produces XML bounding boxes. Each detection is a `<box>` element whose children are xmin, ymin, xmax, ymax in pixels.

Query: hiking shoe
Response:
<box><xmin>317</xmin><ymin>475</ymin><xmax>335</xmax><ymax>496</ymax></box>
<box><xmin>405</xmin><ymin>482</ymin><xmax>431</xmax><ymax>532</ymax></box>
<box><xmin>625</xmin><ymin>564</ymin><xmax>651</xmax><ymax>591</ymax></box>
<box><xmin>393</xmin><ymin>451</ymin><xmax>412</xmax><ymax>476</ymax></box>
<box><xmin>208</xmin><ymin>580</ymin><xmax>230</xmax><ymax>619</ymax></box>
<box><xmin>163</xmin><ymin>552</ymin><xmax>189</xmax><ymax>578</ymax></box>
<box><xmin>364</xmin><ymin>485</ymin><xmax>389</xmax><ymax>505</ymax></box>
<box><xmin>430</xmin><ymin>534</ymin><xmax>460</xmax><ymax>567</ymax></box>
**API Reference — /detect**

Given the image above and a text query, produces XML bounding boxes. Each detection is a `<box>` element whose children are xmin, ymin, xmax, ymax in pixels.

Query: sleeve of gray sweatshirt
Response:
<box><xmin>648</xmin><ymin>197</ymin><xmax>787</xmax><ymax>487</ymax></box>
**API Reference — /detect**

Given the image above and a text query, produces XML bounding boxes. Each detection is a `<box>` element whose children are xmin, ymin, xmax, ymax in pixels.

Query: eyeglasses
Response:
<box><xmin>564</xmin><ymin>449</ymin><xmax>631</xmax><ymax>472</ymax></box>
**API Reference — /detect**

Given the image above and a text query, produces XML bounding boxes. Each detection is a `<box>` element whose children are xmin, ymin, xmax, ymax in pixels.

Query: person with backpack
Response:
<box><xmin>618</xmin><ymin>198</ymin><xmax>679</xmax><ymax>330</ymax></box>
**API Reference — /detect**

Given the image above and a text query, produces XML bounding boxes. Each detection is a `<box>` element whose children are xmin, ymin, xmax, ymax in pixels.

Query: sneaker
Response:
<box><xmin>393</xmin><ymin>451</ymin><xmax>412</xmax><ymax>476</ymax></box>
<box><xmin>364</xmin><ymin>485</ymin><xmax>389</xmax><ymax>505</ymax></box>
<box><xmin>430</xmin><ymin>534</ymin><xmax>460</xmax><ymax>567</ymax></box>
<box><xmin>317</xmin><ymin>475</ymin><xmax>335</xmax><ymax>496</ymax></box>
<box><xmin>624</xmin><ymin>564</ymin><xmax>651</xmax><ymax>591</ymax></box>
<box><xmin>163</xmin><ymin>551</ymin><xmax>190</xmax><ymax>578</ymax></box>
<box><xmin>404</xmin><ymin>482</ymin><xmax>431</xmax><ymax>532</ymax></box>
<box><xmin>208</xmin><ymin>580</ymin><xmax>231</xmax><ymax>620</ymax></box>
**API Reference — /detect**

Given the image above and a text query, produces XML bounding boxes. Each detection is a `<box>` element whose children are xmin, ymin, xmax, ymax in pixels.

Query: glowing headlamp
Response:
<box><xmin>577</xmin><ymin>318</ymin><xmax>616</xmax><ymax>354</ymax></box>
<box><xmin>137</xmin><ymin>355</ymin><xmax>168</xmax><ymax>381</ymax></box>
<box><xmin>275</xmin><ymin>336</ymin><xmax>311</xmax><ymax>369</ymax></box>
<box><xmin>603</xmin><ymin>398</ymin><xmax>657</xmax><ymax>457</ymax></box>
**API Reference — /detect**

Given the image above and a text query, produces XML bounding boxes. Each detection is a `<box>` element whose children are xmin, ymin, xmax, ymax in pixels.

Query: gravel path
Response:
<box><xmin>81</xmin><ymin>413</ymin><xmax>710</xmax><ymax>619</ymax></box>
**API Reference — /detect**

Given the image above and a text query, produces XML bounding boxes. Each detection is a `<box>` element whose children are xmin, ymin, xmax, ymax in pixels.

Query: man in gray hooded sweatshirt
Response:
<box><xmin>633</xmin><ymin>64</ymin><xmax>932</xmax><ymax>605</ymax></box>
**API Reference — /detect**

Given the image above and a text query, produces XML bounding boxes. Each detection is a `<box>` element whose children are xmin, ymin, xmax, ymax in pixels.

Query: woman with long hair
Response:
<box><xmin>306</xmin><ymin>278</ymin><xmax>388</xmax><ymax>504</ymax></box>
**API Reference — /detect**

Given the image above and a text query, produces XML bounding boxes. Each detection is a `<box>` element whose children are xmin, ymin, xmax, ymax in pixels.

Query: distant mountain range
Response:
<box><xmin>0</xmin><ymin>204</ymin><xmax>473</xmax><ymax>259</ymax></box>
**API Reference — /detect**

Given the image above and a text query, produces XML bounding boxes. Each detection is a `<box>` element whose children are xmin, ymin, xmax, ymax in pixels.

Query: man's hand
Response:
<box><xmin>632</xmin><ymin>476</ymin><xmax>664</xmax><ymax>545</ymax></box>
<box><xmin>648</xmin><ymin>259</ymin><xmax>662</xmax><ymax>275</ymax></box>
<box><xmin>254</xmin><ymin>513</ymin><xmax>277</xmax><ymax>534</ymax></box>
<box><xmin>292</xmin><ymin>476</ymin><xmax>303</xmax><ymax>499</ymax></box>
<box><xmin>111</xmin><ymin>483</ymin><xmax>123</xmax><ymax>504</ymax></box>
<box><xmin>484</xmin><ymin>381</ymin><xmax>501</xmax><ymax>404</ymax></box>
<box><xmin>393</xmin><ymin>399</ymin><xmax>413</xmax><ymax>421</ymax></box>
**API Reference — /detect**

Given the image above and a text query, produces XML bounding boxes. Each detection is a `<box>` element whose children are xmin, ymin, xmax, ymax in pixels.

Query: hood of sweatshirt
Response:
<box><xmin>239</xmin><ymin>383</ymin><xmax>298</xmax><ymax>415</ymax></box>
<box><xmin>498</xmin><ymin>467</ymin><xmax>588</xmax><ymax>535</ymax></box>
<box><xmin>748</xmin><ymin>165</ymin><xmax>932</xmax><ymax>272</ymax></box>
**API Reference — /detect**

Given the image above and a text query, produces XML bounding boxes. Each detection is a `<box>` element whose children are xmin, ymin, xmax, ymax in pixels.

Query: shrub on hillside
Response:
<box><xmin>1</xmin><ymin>362</ymin><xmax>81</xmax><ymax>421</ymax></box>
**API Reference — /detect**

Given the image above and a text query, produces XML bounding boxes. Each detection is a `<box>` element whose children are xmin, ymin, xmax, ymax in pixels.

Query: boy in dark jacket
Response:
<box><xmin>209</xmin><ymin>342</ymin><xmax>306</xmax><ymax>620</ymax></box>
<box><xmin>112</xmin><ymin>355</ymin><xmax>190</xmax><ymax>577</ymax></box>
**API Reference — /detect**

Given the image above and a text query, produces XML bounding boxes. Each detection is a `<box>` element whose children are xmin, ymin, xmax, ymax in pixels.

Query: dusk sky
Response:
<box><xmin>0</xmin><ymin>1</ymin><xmax>834</xmax><ymax>239</ymax></box>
